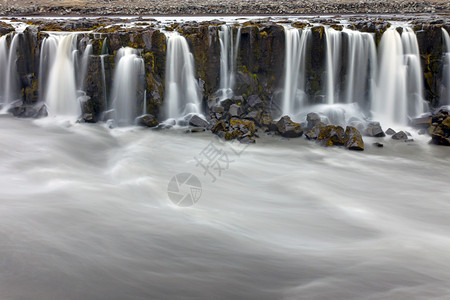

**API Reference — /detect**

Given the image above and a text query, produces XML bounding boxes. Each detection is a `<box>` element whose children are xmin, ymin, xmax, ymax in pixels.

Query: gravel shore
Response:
<box><xmin>0</xmin><ymin>0</ymin><xmax>449</xmax><ymax>16</ymax></box>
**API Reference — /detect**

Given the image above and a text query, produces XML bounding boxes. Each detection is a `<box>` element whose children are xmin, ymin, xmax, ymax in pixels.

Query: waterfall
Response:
<box><xmin>42</xmin><ymin>34</ymin><xmax>81</xmax><ymax>116</ymax></box>
<box><xmin>38</xmin><ymin>35</ymin><xmax>58</xmax><ymax>103</ymax></box>
<box><xmin>280</xmin><ymin>26</ymin><xmax>310</xmax><ymax>119</ymax></box>
<box><xmin>373</xmin><ymin>27</ymin><xmax>426</xmax><ymax>125</ymax></box>
<box><xmin>342</xmin><ymin>29</ymin><xmax>377</xmax><ymax>108</ymax></box>
<box><xmin>110</xmin><ymin>47</ymin><xmax>145</xmax><ymax>126</ymax></box>
<box><xmin>4</xmin><ymin>33</ymin><xmax>21</xmax><ymax>105</ymax></box>
<box><xmin>101</xmin><ymin>37</ymin><xmax>109</xmax><ymax>55</ymax></box>
<box><xmin>0</xmin><ymin>33</ymin><xmax>21</xmax><ymax>106</ymax></box>
<box><xmin>0</xmin><ymin>35</ymin><xmax>9</xmax><ymax>104</ymax></box>
<box><xmin>143</xmin><ymin>90</ymin><xmax>147</xmax><ymax>115</ymax></box>
<box><xmin>325</xmin><ymin>28</ymin><xmax>342</xmax><ymax>105</ymax></box>
<box><xmin>163</xmin><ymin>32</ymin><xmax>202</xmax><ymax>120</ymax></box>
<box><xmin>78</xmin><ymin>42</ymin><xmax>92</xmax><ymax>91</ymax></box>
<box><xmin>100</xmin><ymin>55</ymin><xmax>108</xmax><ymax>111</ymax></box>
<box><xmin>401</xmin><ymin>27</ymin><xmax>426</xmax><ymax>117</ymax></box>
<box><xmin>441</xmin><ymin>28</ymin><xmax>450</xmax><ymax>105</ymax></box>
<box><xmin>217</xmin><ymin>24</ymin><xmax>241</xmax><ymax>101</ymax></box>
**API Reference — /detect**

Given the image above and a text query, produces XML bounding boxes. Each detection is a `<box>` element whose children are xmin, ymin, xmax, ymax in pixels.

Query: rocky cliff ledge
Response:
<box><xmin>1</xmin><ymin>16</ymin><xmax>450</xmax><ymax>147</ymax></box>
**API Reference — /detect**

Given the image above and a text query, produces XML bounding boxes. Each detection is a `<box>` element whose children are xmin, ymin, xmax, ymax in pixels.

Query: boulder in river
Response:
<box><xmin>392</xmin><ymin>131</ymin><xmax>408</xmax><ymax>140</ymax></box>
<box><xmin>306</xmin><ymin>112</ymin><xmax>321</xmax><ymax>129</ymax></box>
<box><xmin>276</xmin><ymin>116</ymin><xmax>303</xmax><ymax>138</ymax></box>
<box><xmin>385</xmin><ymin>128</ymin><xmax>396</xmax><ymax>135</ymax></box>
<box><xmin>189</xmin><ymin>115</ymin><xmax>209</xmax><ymax>128</ymax></box>
<box><xmin>136</xmin><ymin>114</ymin><xmax>159</xmax><ymax>127</ymax></box>
<box><xmin>365</xmin><ymin>122</ymin><xmax>385</xmax><ymax>137</ymax></box>
<box><xmin>344</xmin><ymin>126</ymin><xmax>364</xmax><ymax>151</ymax></box>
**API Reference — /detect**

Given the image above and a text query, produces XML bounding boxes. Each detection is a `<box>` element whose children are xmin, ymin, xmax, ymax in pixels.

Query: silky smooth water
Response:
<box><xmin>442</xmin><ymin>28</ymin><xmax>450</xmax><ymax>105</ymax></box>
<box><xmin>1</xmin><ymin>115</ymin><xmax>449</xmax><ymax>300</ymax></box>
<box><xmin>281</xmin><ymin>26</ymin><xmax>310</xmax><ymax>120</ymax></box>
<box><xmin>163</xmin><ymin>32</ymin><xmax>202</xmax><ymax>120</ymax></box>
<box><xmin>110</xmin><ymin>47</ymin><xmax>145</xmax><ymax>126</ymax></box>
<box><xmin>44</xmin><ymin>34</ymin><xmax>80</xmax><ymax>116</ymax></box>
<box><xmin>374</xmin><ymin>27</ymin><xmax>426</xmax><ymax>126</ymax></box>
<box><xmin>217</xmin><ymin>24</ymin><xmax>241</xmax><ymax>101</ymax></box>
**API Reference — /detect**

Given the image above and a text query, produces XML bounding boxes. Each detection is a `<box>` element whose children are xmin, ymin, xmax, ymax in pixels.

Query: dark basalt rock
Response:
<box><xmin>411</xmin><ymin>116</ymin><xmax>431</xmax><ymax>129</ymax></box>
<box><xmin>365</xmin><ymin>122</ymin><xmax>386</xmax><ymax>137</ymax></box>
<box><xmin>243</xmin><ymin>110</ymin><xmax>262</xmax><ymax>124</ymax></box>
<box><xmin>385</xmin><ymin>128</ymin><xmax>396</xmax><ymax>135</ymax></box>
<box><xmin>82</xmin><ymin>113</ymin><xmax>96</xmax><ymax>123</ymax></box>
<box><xmin>276</xmin><ymin>116</ymin><xmax>303</xmax><ymax>138</ymax></box>
<box><xmin>344</xmin><ymin>126</ymin><xmax>364</xmax><ymax>151</ymax></box>
<box><xmin>315</xmin><ymin>124</ymin><xmax>345</xmax><ymax>146</ymax></box>
<box><xmin>246</xmin><ymin>95</ymin><xmax>263</xmax><ymax>108</ymax></box>
<box><xmin>392</xmin><ymin>131</ymin><xmax>408</xmax><ymax>140</ymax></box>
<box><xmin>306</xmin><ymin>113</ymin><xmax>321</xmax><ymax>129</ymax></box>
<box><xmin>373</xmin><ymin>142</ymin><xmax>384</xmax><ymax>147</ymax></box>
<box><xmin>189</xmin><ymin>114</ymin><xmax>209</xmax><ymax>128</ymax></box>
<box><xmin>8</xmin><ymin>101</ymin><xmax>48</xmax><ymax>118</ymax></box>
<box><xmin>228</xmin><ymin>104</ymin><xmax>243</xmax><ymax>117</ymax></box>
<box><xmin>305</xmin><ymin>122</ymin><xmax>326</xmax><ymax>140</ymax></box>
<box><xmin>136</xmin><ymin>114</ymin><xmax>159</xmax><ymax>127</ymax></box>
<box><xmin>430</xmin><ymin>116</ymin><xmax>450</xmax><ymax>146</ymax></box>
<box><xmin>212</xmin><ymin>120</ymin><xmax>227</xmax><ymax>133</ymax></box>
<box><xmin>211</xmin><ymin>106</ymin><xmax>224</xmax><ymax>113</ymax></box>
<box><xmin>239</xmin><ymin>136</ymin><xmax>256</xmax><ymax>144</ymax></box>
<box><xmin>187</xmin><ymin>127</ymin><xmax>206</xmax><ymax>133</ymax></box>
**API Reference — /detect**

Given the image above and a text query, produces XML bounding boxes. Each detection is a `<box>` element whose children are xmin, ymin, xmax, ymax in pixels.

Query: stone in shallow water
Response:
<box><xmin>276</xmin><ymin>116</ymin><xmax>303</xmax><ymax>138</ymax></box>
<box><xmin>306</xmin><ymin>112</ymin><xmax>321</xmax><ymax>129</ymax></box>
<box><xmin>392</xmin><ymin>131</ymin><xmax>408</xmax><ymax>140</ymax></box>
<box><xmin>344</xmin><ymin>126</ymin><xmax>364</xmax><ymax>151</ymax></box>
<box><xmin>385</xmin><ymin>128</ymin><xmax>396</xmax><ymax>135</ymax></box>
<box><xmin>365</xmin><ymin>122</ymin><xmax>386</xmax><ymax>137</ymax></box>
<box><xmin>373</xmin><ymin>142</ymin><xmax>384</xmax><ymax>147</ymax></box>
<box><xmin>136</xmin><ymin>114</ymin><xmax>159</xmax><ymax>127</ymax></box>
<box><xmin>189</xmin><ymin>115</ymin><xmax>209</xmax><ymax>128</ymax></box>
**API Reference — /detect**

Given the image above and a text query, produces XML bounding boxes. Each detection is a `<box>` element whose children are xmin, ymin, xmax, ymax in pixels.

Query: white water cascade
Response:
<box><xmin>324</xmin><ymin>28</ymin><xmax>377</xmax><ymax>108</ymax></box>
<box><xmin>110</xmin><ymin>47</ymin><xmax>145</xmax><ymax>126</ymax></box>
<box><xmin>280</xmin><ymin>26</ymin><xmax>310</xmax><ymax>119</ymax></box>
<box><xmin>163</xmin><ymin>32</ymin><xmax>202</xmax><ymax>120</ymax></box>
<box><xmin>0</xmin><ymin>33</ymin><xmax>21</xmax><ymax>106</ymax></box>
<box><xmin>325</xmin><ymin>28</ymin><xmax>342</xmax><ymax>105</ymax></box>
<box><xmin>77</xmin><ymin>41</ymin><xmax>92</xmax><ymax>91</ymax></box>
<box><xmin>374</xmin><ymin>27</ymin><xmax>426</xmax><ymax>125</ymax></box>
<box><xmin>43</xmin><ymin>34</ymin><xmax>80</xmax><ymax>116</ymax></box>
<box><xmin>217</xmin><ymin>24</ymin><xmax>241</xmax><ymax>101</ymax></box>
<box><xmin>441</xmin><ymin>28</ymin><xmax>450</xmax><ymax>105</ymax></box>
<box><xmin>342</xmin><ymin>28</ymin><xmax>377</xmax><ymax>107</ymax></box>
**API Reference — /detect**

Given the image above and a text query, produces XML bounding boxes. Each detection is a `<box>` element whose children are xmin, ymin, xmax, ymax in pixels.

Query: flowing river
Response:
<box><xmin>1</xmin><ymin>115</ymin><xmax>449</xmax><ymax>299</ymax></box>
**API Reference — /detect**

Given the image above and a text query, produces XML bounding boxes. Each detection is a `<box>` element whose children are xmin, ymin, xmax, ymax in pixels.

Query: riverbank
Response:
<box><xmin>1</xmin><ymin>0</ymin><xmax>450</xmax><ymax>16</ymax></box>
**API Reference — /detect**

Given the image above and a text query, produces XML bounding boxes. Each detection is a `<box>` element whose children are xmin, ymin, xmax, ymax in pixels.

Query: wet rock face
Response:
<box><xmin>8</xmin><ymin>101</ymin><xmax>48</xmax><ymax>118</ymax></box>
<box><xmin>429</xmin><ymin>110</ymin><xmax>450</xmax><ymax>146</ymax></box>
<box><xmin>3</xmin><ymin>16</ymin><xmax>449</xmax><ymax>146</ymax></box>
<box><xmin>0</xmin><ymin>21</ymin><xmax>14</xmax><ymax>35</ymax></box>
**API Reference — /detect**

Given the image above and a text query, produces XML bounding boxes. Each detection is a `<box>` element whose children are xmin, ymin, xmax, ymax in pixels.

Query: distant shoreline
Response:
<box><xmin>0</xmin><ymin>0</ymin><xmax>449</xmax><ymax>18</ymax></box>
